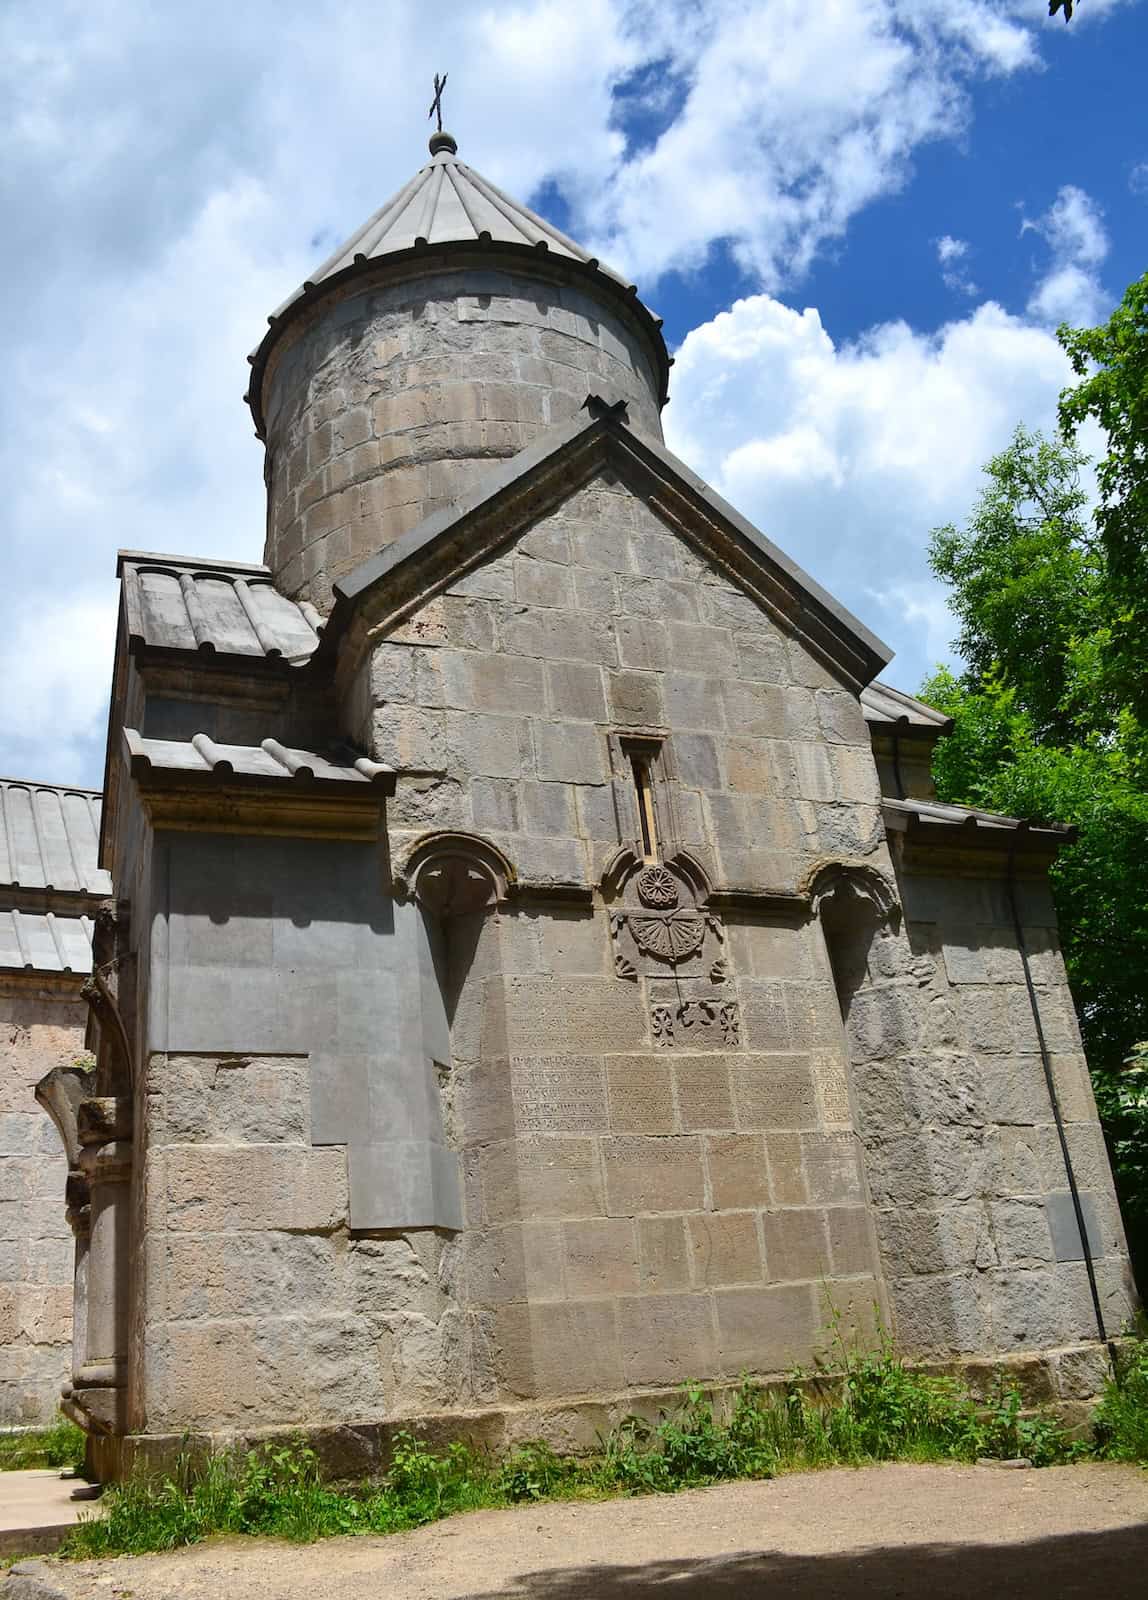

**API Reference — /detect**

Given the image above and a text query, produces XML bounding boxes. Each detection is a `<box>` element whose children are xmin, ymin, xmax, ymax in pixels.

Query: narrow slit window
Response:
<box><xmin>631</xmin><ymin>752</ymin><xmax>658</xmax><ymax>862</ymax></box>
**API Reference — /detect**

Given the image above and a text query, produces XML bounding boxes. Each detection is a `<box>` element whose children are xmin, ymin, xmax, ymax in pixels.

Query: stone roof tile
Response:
<box><xmin>0</xmin><ymin>780</ymin><xmax>109</xmax><ymax>893</ymax></box>
<box><xmin>0</xmin><ymin>908</ymin><xmax>94</xmax><ymax>974</ymax></box>
<box><xmin>118</xmin><ymin>552</ymin><xmax>325</xmax><ymax>663</ymax></box>
<box><xmin>122</xmin><ymin>730</ymin><xmax>393</xmax><ymax>789</ymax></box>
<box><xmin>860</xmin><ymin>680</ymin><xmax>953</xmax><ymax>731</ymax></box>
<box><xmin>271</xmin><ymin>144</ymin><xmax>634</xmax><ymax>325</ymax></box>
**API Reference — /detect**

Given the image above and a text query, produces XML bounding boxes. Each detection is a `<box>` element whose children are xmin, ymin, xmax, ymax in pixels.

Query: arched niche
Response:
<box><xmin>802</xmin><ymin>860</ymin><xmax>900</xmax><ymax>1024</ymax></box>
<box><xmin>394</xmin><ymin>832</ymin><xmax>515</xmax><ymax>917</ymax></box>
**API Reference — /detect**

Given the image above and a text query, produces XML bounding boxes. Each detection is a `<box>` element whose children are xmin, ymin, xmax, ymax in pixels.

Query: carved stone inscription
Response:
<box><xmin>510</xmin><ymin>1057</ymin><xmax>608</xmax><ymax>1133</ymax></box>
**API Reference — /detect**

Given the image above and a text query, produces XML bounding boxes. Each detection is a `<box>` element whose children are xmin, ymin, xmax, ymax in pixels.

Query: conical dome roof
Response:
<box><xmin>290</xmin><ymin>136</ymin><xmax>633</xmax><ymax>301</ymax></box>
<box><xmin>247</xmin><ymin>134</ymin><xmax>668</xmax><ymax>438</ymax></box>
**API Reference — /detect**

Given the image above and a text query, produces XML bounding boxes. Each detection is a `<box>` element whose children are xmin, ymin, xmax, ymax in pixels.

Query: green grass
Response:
<box><xmin>62</xmin><ymin>1338</ymin><xmax>1096</xmax><ymax>1559</ymax></box>
<box><xmin>0</xmin><ymin>1422</ymin><xmax>85</xmax><ymax>1472</ymax></box>
<box><xmin>1093</xmin><ymin>1335</ymin><xmax>1148</xmax><ymax>1463</ymax></box>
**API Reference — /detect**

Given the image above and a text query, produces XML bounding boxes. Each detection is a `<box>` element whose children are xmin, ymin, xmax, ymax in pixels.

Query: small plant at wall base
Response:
<box><xmin>0</xmin><ymin>1422</ymin><xmax>84</xmax><ymax>1472</ymax></box>
<box><xmin>63</xmin><ymin>1342</ymin><xmax>1137</xmax><ymax>1561</ymax></box>
<box><xmin>1093</xmin><ymin>1332</ymin><xmax>1148</xmax><ymax>1462</ymax></box>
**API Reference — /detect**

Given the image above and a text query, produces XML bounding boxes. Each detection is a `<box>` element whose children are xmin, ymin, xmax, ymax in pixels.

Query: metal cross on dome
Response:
<box><xmin>428</xmin><ymin>72</ymin><xmax>448</xmax><ymax>133</ymax></box>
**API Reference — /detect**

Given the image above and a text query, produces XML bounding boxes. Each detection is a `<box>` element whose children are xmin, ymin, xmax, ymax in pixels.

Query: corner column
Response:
<box><xmin>73</xmin><ymin>1097</ymin><xmax>133</xmax><ymax>1432</ymax></box>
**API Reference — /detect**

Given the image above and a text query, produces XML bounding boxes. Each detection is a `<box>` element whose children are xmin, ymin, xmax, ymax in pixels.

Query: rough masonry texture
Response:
<box><xmin>0</xmin><ymin>782</ymin><xmax>108</xmax><ymax>1425</ymax></box>
<box><xmin>11</xmin><ymin>133</ymin><xmax>1137</xmax><ymax>1471</ymax></box>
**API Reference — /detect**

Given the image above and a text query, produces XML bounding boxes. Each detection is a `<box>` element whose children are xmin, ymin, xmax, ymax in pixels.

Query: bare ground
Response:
<box><xmin>19</xmin><ymin>1461</ymin><xmax>1148</xmax><ymax>1600</ymax></box>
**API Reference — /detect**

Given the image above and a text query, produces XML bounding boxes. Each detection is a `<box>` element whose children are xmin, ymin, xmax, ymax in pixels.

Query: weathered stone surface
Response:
<box><xmin>161</xmin><ymin>1146</ymin><xmax>348</xmax><ymax>1232</ymax></box>
<box><xmin>509</xmin><ymin>1057</ymin><xmax>608</xmax><ymax>1135</ymax></box>
<box><xmin>603</xmin><ymin>1135</ymin><xmax>705</xmax><ymax>1216</ymax></box>
<box><xmin>606</xmin><ymin>1058</ymin><xmax>674</xmax><ymax>1134</ymax></box>
<box><xmin>562</xmin><ymin>1218</ymin><xmax>639</xmax><ymax>1296</ymax></box>
<box><xmin>485</xmin><ymin>978</ymin><xmax>648</xmax><ymax>1056</ymax></box>
<box><xmin>707</xmin><ymin>1133</ymin><xmax>771</xmax><ymax>1210</ymax></box>
<box><xmin>673</xmin><ymin>1057</ymin><xmax>734</xmax><ymax>1131</ymax></box>
<box><xmin>480</xmin><ymin>1136</ymin><xmax>604</xmax><ymax>1223</ymax></box>
<box><xmin>732</xmin><ymin>1056</ymin><xmax>819</xmax><ymax>1130</ymax></box>
<box><xmin>688</xmin><ymin>1212</ymin><xmax>762</xmax><ymax>1286</ymax></box>
<box><xmin>160</xmin><ymin>1054</ymin><xmax>310</xmax><ymax>1145</ymax></box>
<box><xmin>715</xmin><ymin>1282</ymin><xmax>818</xmax><ymax>1374</ymax></box>
<box><xmin>618</xmin><ymin>1292</ymin><xmax>717</xmax><ymax>1385</ymax></box>
<box><xmin>491</xmin><ymin>1299</ymin><xmax>623</xmax><ymax>1398</ymax></box>
<box><xmin>0</xmin><ymin>988</ymin><xmax>85</xmax><ymax>1424</ymax></box>
<box><xmin>637</xmin><ymin>1216</ymin><xmax>692</xmax><ymax>1292</ymax></box>
<box><xmin>762</xmin><ymin>1209</ymin><xmax>829</xmax><ymax>1282</ymax></box>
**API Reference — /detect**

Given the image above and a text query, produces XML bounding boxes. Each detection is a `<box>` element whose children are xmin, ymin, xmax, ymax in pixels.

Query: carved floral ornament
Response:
<box><xmin>602</xmin><ymin>849</ymin><xmax>726</xmax><ymax>983</ymax></box>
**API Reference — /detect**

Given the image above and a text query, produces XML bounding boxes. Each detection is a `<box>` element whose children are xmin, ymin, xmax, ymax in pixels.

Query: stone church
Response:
<box><xmin>2</xmin><ymin>128</ymin><xmax>1136</xmax><ymax>1476</ymax></box>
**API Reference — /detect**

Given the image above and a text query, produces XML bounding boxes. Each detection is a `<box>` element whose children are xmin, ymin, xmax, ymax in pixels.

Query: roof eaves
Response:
<box><xmin>883</xmin><ymin>798</ymin><xmax>1075</xmax><ymax>848</ymax></box>
<box><xmin>122</xmin><ymin>729</ymin><xmax>396</xmax><ymax>794</ymax></box>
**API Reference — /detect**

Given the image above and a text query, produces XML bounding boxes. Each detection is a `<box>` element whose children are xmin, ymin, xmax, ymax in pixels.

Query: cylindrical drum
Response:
<box><xmin>258</xmin><ymin>260</ymin><xmax>666</xmax><ymax>610</ymax></box>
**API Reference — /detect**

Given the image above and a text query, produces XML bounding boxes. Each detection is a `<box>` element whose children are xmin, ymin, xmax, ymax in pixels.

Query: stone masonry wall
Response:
<box><xmin>0</xmin><ymin>981</ymin><xmax>83</xmax><ymax>1425</ymax></box>
<box><xmin>355</xmin><ymin>473</ymin><xmax>887</xmax><ymax>893</ymax></box>
<box><xmin>849</xmin><ymin>864</ymin><xmax>1135</xmax><ymax>1359</ymax></box>
<box><xmin>138</xmin><ymin>1049</ymin><xmax>474</xmax><ymax>1430</ymax></box>
<box><xmin>355</xmin><ymin>473</ymin><xmax>897</xmax><ymax>1397</ymax></box>
<box><xmin>262</xmin><ymin>269</ymin><xmax>664</xmax><ymax>609</ymax></box>
<box><xmin>443</xmin><ymin>905</ymin><xmax>886</xmax><ymax>1403</ymax></box>
<box><xmin>135</xmin><ymin>833</ymin><xmax>477</xmax><ymax>1432</ymax></box>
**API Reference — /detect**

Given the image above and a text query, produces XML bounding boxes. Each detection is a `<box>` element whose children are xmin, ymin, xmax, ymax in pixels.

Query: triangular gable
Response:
<box><xmin>331</xmin><ymin>408</ymin><xmax>892</xmax><ymax>693</ymax></box>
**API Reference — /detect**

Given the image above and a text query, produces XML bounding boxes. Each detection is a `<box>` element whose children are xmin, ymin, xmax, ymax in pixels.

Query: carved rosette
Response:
<box><xmin>607</xmin><ymin>857</ymin><xmax>725</xmax><ymax>982</ymax></box>
<box><xmin>603</xmin><ymin>850</ymin><xmax>742</xmax><ymax>1049</ymax></box>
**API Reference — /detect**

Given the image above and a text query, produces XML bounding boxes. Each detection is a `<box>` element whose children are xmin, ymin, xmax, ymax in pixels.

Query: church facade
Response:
<box><xmin>12</xmin><ymin>131</ymin><xmax>1137</xmax><ymax>1475</ymax></box>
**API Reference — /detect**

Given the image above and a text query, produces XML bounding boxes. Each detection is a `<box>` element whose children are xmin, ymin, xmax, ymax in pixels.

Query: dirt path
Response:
<box><xmin>13</xmin><ymin>1461</ymin><xmax>1148</xmax><ymax>1600</ymax></box>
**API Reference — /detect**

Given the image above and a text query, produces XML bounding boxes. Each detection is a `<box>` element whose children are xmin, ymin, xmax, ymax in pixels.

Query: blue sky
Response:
<box><xmin>1</xmin><ymin>0</ymin><xmax>1145</xmax><ymax>787</ymax></box>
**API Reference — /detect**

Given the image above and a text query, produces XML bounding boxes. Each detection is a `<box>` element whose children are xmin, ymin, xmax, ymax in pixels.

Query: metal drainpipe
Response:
<box><xmin>1005</xmin><ymin>822</ymin><xmax>1118</xmax><ymax>1367</ymax></box>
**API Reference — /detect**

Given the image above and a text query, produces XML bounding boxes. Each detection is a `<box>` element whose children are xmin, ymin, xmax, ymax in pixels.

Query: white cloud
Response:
<box><xmin>936</xmin><ymin>235</ymin><xmax>978</xmax><ymax>296</ymax></box>
<box><xmin>664</xmin><ymin>294</ymin><xmax>1079</xmax><ymax>693</ymax></box>
<box><xmin>0</xmin><ymin>0</ymin><xmax>1126</xmax><ymax>783</ymax></box>
<box><xmin>1024</xmin><ymin>185</ymin><xmax>1109</xmax><ymax>326</ymax></box>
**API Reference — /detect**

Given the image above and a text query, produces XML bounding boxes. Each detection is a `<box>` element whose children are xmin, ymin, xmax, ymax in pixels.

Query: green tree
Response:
<box><xmin>919</xmin><ymin>421</ymin><xmax>1148</xmax><ymax>1281</ymax></box>
<box><xmin>1059</xmin><ymin>271</ymin><xmax>1148</xmax><ymax>750</ymax></box>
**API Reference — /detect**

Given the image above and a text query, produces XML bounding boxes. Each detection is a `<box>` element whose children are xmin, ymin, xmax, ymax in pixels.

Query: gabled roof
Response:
<box><xmin>0</xmin><ymin>779</ymin><xmax>109</xmax><ymax>894</ymax></box>
<box><xmin>118</xmin><ymin>551</ymin><xmax>325</xmax><ymax>664</ymax></box>
<box><xmin>333</xmin><ymin>406</ymin><xmax>894</xmax><ymax>693</ymax></box>
<box><xmin>861</xmin><ymin>680</ymin><xmax>954</xmax><ymax>733</ymax></box>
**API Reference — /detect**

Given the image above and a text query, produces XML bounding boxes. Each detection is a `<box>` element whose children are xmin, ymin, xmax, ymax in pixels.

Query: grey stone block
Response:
<box><xmin>608</xmin><ymin>669</ymin><xmax>664</xmax><ymax>727</ymax></box>
<box><xmin>534</xmin><ymin>720</ymin><xmax>607</xmax><ymax>784</ymax></box>
<box><xmin>1046</xmin><ymin>1190</ymin><xmax>1105</xmax><ymax>1263</ymax></box>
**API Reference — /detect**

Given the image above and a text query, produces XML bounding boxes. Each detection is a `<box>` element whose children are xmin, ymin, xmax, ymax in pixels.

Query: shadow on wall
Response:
<box><xmin>467</xmin><ymin>1524</ymin><xmax>1148</xmax><ymax>1599</ymax></box>
<box><xmin>819</xmin><ymin>879</ymin><xmax>882</xmax><ymax>1024</ymax></box>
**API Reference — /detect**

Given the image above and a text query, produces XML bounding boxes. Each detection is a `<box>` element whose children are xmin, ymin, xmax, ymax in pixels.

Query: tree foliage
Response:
<box><xmin>919</xmin><ymin>379</ymin><xmax>1148</xmax><ymax>1277</ymax></box>
<box><xmin>1060</xmin><ymin>272</ymin><xmax>1148</xmax><ymax>745</ymax></box>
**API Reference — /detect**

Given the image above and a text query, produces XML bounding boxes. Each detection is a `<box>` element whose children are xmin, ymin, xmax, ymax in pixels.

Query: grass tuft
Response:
<box><xmin>0</xmin><ymin>1422</ymin><xmax>85</xmax><ymax>1472</ymax></box>
<box><xmin>63</xmin><ymin>1332</ymin><xmax>1121</xmax><ymax>1560</ymax></box>
<box><xmin>1093</xmin><ymin>1335</ymin><xmax>1148</xmax><ymax>1463</ymax></box>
